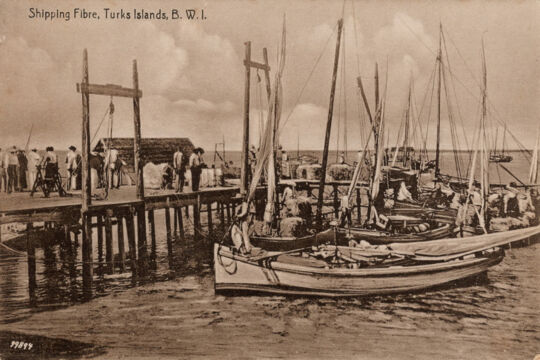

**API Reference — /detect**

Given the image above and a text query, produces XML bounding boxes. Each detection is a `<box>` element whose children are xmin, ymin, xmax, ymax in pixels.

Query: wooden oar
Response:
<box><xmin>247</xmin><ymin>246</ymin><xmax>313</xmax><ymax>262</ymax></box>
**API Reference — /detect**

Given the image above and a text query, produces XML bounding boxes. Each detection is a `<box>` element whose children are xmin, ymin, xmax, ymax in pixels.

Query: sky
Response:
<box><xmin>0</xmin><ymin>0</ymin><xmax>538</xmax><ymax>153</ymax></box>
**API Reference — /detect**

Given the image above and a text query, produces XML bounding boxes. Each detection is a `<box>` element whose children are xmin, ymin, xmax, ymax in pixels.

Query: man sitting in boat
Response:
<box><xmin>502</xmin><ymin>182</ymin><xmax>519</xmax><ymax>216</ymax></box>
<box><xmin>397</xmin><ymin>181</ymin><xmax>413</xmax><ymax>202</ymax></box>
<box><xmin>339</xmin><ymin>194</ymin><xmax>352</xmax><ymax>227</ymax></box>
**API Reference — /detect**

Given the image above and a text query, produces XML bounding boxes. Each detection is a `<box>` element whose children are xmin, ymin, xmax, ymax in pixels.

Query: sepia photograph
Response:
<box><xmin>0</xmin><ymin>0</ymin><xmax>538</xmax><ymax>358</ymax></box>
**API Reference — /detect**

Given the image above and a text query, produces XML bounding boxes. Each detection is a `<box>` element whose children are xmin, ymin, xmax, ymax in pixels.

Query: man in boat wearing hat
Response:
<box><xmin>189</xmin><ymin>147</ymin><xmax>205</xmax><ymax>191</ymax></box>
<box><xmin>66</xmin><ymin>145</ymin><xmax>78</xmax><ymax>190</ymax></box>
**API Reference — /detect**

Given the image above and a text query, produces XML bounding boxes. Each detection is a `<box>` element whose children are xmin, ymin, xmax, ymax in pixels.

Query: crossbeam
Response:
<box><xmin>77</xmin><ymin>83</ymin><xmax>143</xmax><ymax>98</ymax></box>
<box><xmin>243</xmin><ymin>60</ymin><xmax>270</xmax><ymax>71</ymax></box>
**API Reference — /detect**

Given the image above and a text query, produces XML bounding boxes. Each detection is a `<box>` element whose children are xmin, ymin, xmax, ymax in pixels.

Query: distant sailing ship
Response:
<box><xmin>489</xmin><ymin>124</ymin><xmax>513</xmax><ymax>163</ymax></box>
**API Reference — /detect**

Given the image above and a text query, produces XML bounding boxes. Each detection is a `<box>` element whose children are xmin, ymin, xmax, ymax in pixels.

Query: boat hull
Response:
<box><xmin>249</xmin><ymin>228</ymin><xmax>334</xmax><ymax>251</ymax></box>
<box><xmin>339</xmin><ymin>223</ymin><xmax>452</xmax><ymax>244</ymax></box>
<box><xmin>214</xmin><ymin>244</ymin><xmax>503</xmax><ymax>297</ymax></box>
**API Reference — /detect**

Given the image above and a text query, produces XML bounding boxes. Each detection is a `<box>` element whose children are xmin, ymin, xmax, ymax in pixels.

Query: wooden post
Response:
<box><xmin>136</xmin><ymin>205</ymin><xmax>148</xmax><ymax>275</ymax></box>
<box><xmin>26</xmin><ymin>223</ymin><xmax>37</xmax><ymax>306</ymax></box>
<box><xmin>333</xmin><ymin>184</ymin><xmax>339</xmax><ymax>218</ymax></box>
<box><xmin>194</xmin><ymin>196</ymin><xmax>201</xmax><ymax>241</ymax></box>
<box><xmin>132</xmin><ymin>60</ymin><xmax>148</xmax><ymax>273</ymax></box>
<box><xmin>165</xmin><ymin>207</ymin><xmax>174</xmax><ymax>269</ymax></box>
<box><xmin>173</xmin><ymin>208</ymin><xmax>179</xmax><ymax>236</ymax></box>
<box><xmin>97</xmin><ymin>215</ymin><xmax>104</xmax><ymax>274</ymax></box>
<box><xmin>105</xmin><ymin>210</ymin><xmax>114</xmax><ymax>274</ymax></box>
<box><xmin>207</xmin><ymin>202</ymin><xmax>213</xmax><ymax>233</ymax></box>
<box><xmin>116</xmin><ymin>215</ymin><xmax>126</xmax><ymax>272</ymax></box>
<box><xmin>226</xmin><ymin>203</ymin><xmax>231</xmax><ymax>223</ymax></box>
<box><xmin>125</xmin><ymin>210</ymin><xmax>137</xmax><ymax>279</ymax></box>
<box><xmin>240</xmin><ymin>41</ymin><xmax>251</xmax><ymax>196</ymax></box>
<box><xmin>177</xmin><ymin>207</ymin><xmax>185</xmax><ymax>239</ymax></box>
<box><xmin>219</xmin><ymin>202</ymin><xmax>225</xmax><ymax>229</ymax></box>
<box><xmin>133</xmin><ymin>60</ymin><xmax>144</xmax><ymax>200</ymax></box>
<box><xmin>81</xmin><ymin>49</ymin><xmax>93</xmax><ymax>300</ymax></box>
<box><xmin>356</xmin><ymin>188</ymin><xmax>361</xmax><ymax>221</ymax></box>
<box><xmin>316</xmin><ymin>19</ymin><xmax>344</xmax><ymax>228</ymax></box>
<box><xmin>262</xmin><ymin>48</ymin><xmax>272</xmax><ymax>100</ymax></box>
<box><xmin>148</xmin><ymin>210</ymin><xmax>157</xmax><ymax>270</ymax></box>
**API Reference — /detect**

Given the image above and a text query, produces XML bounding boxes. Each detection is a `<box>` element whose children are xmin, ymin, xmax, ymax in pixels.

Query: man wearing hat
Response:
<box><xmin>66</xmin><ymin>145</ymin><xmax>78</xmax><ymax>190</ymax></box>
<box><xmin>27</xmin><ymin>148</ymin><xmax>41</xmax><ymax>190</ymax></box>
<box><xmin>6</xmin><ymin>146</ymin><xmax>19</xmax><ymax>193</ymax></box>
<box><xmin>189</xmin><ymin>147</ymin><xmax>205</xmax><ymax>191</ymax></box>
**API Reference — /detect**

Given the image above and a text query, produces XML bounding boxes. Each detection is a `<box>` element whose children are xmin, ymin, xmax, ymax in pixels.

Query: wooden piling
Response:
<box><xmin>226</xmin><ymin>203</ymin><xmax>231</xmax><ymax>223</ymax></box>
<box><xmin>125</xmin><ymin>210</ymin><xmax>137</xmax><ymax>279</ymax></box>
<box><xmin>176</xmin><ymin>207</ymin><xmax>184</xmax><ymax>239</ymax></box>
<box><xmin>26</xmin><ymin>223</ymin><xmax>37</xmax><ymax>306</ymax></box>
<box><xmin>194</xmin><ymin>196</ymin><xmax>201</xmax><ymax>241</ymax></box>
<box><xmin>97</xmin><ymin>215</ymin><xmax>104</xmax><ymax>272</ymax></box>
<box><xmin>219</xmin><ymin>202</ymin><xmax>225</xmax><ymax>229</ymax></box>
<box><xmin>207</xmin><ymin>202</ymin><xmax>213</xmax><ymax>233</ymax></box>
<box><xmin>148</xmin><ymin>210</ymin><xmax>157</xmax><ymax>270</ymax></box>
<box><xmin>105</xmin><ymin>210</ymin><xmax>114</xmax><ymax>274</ymax></box>
<box><xmin>80</xmin><ymin>49</ymin><xmax>93</xmax><ymax>300</ymax></box>
<box><xmin>136</xmin><ymin>205</ymin><xmax>148</xmax><ymax>275</ymax></box>
<box><xmin>116</xmin><ymin>215</ymin><xmax>126</xmax><ymax>272</ymax></box>
<box><xmin>356</xmin><ymin>188</ymin><xmax>361</xmax><ymax>221</ymax></box>
<box><xmin>173</xmin><ymin>208</ymin><xmax>179</xmax><ymax>236</ymax></box>
<box><xmin>164</xmin><ymin>207</ymin><xmax>174</xmax><ymax>269</ymax></box>
<box><xmin>333</xmin><ymin>184</ymin><xmax>339</xmax><ymax>218</ymax></box>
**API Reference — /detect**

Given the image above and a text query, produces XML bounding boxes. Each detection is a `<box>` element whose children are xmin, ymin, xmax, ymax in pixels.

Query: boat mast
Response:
<box><xmin>316</xmin><ymin>18</ymin><xmax>344</xmax><ymax>228</ymax></box>
<box><xmin>241</xmin><ymin>42</ymin><xmax>252</xmax><ymax>196</ymax></box>
<box><xmin>404</xmin><ymin>81</ymin><xmax>411</xmax><ymax>167</ymax></box>
<box><xmin>435</xmin><ymin>23</ymin><xmax>442</xmax><ymax>179</ymax></box>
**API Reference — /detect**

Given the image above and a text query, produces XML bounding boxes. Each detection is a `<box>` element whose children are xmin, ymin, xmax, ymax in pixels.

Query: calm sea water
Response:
<box><xmin>0</xmin><ymin>150</ymin><xmax>538</xmax><ymax>359</ymax></box>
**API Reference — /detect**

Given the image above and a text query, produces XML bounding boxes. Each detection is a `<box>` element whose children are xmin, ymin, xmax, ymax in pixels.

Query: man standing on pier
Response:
<box><xmin>27</xmin><ymin>148</ymin><xmax>41</xmax><ymax>190</ymax></box>
<box><xmin>189</xmin><ymin>147</ymin><xmax>204</xmax><ymax>192</ymax></box>
<box><xmin>173</xmin><ymin>145</ymin><xmax>186</xmax><ymax>193</ymax></box>
<box><xmin>7</xmin><ymin>146</ymin><xmax>19</xmax><ymax>193</ymax></box>
<box><xmin>66</xmin><ymin>145</ymin><xmax>78</xmax><ymax>190</ymax></box>
<box><xmin>0</xmin><ymin>147</ymin><xmax>6</xmax><ymax>192</ymax></box>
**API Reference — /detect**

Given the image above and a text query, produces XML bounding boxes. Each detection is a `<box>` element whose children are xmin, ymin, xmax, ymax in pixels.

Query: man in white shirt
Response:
<box><xmin>189</xmin><ymin>147</ymin><xmax>204</xmax><ymax>191</ymax></box>
<box><xmin>104</xmin><ymin>146</ymin><xmax>119</xmax><ymax>189</ymax></box>
<box><xmin>27</xmin><ymin>148</ymin><xmax>41</xmax><ymax>190</ymax></box>
<box><xmin>66</xmin><ymin>146</ymin><xmax>78</xmax><ymax>190</ymax></box>
<box><xmin>173</xmin><ymin>146</ymin><xmax>185</xmax><ymax>192</ymax></box>
<box><xmin>7</xmin><ymin>147</ymin><xmax>19</xmax><ymax>193</ymax></box>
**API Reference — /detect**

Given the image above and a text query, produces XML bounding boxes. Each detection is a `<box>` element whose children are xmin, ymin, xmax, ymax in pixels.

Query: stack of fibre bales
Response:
<box><xmin>296</xmin><ymin>164</ymin><xmax>322</xmax><ymax>180</ymax></box>
<box><xmin>328</xmin><ymin>163</ymin><xmax>353</xmax><ymax>180</ymax></box>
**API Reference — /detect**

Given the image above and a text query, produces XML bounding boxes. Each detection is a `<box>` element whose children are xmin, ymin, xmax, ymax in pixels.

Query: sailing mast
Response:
<box><xmin>403</xmin><ymin>81</ymin><xmax>412</xmax><ymax>167</ymax></box>
<box><xmin>479</xmin><ymin>39</ymin><xmax>489</xmax><ymax>234</ymax></box>
<box><xmin>435</xmin><ymin>23</ymin><xmax>442</xmax><ymax>179</ymax></box>
<box><xmin>316</xmin><ymin>18</ymin><xmax>344</xmax><ymax>228</ymax></box>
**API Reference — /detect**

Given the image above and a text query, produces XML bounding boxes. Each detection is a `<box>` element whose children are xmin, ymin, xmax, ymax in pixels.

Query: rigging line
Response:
<box><xmin>279</xmin><ymin>21</ymin><xmax>338</xmax><ymax>133</ymax></box>
<box><xmin>400</xmin><ymin>18</ymin><xmax>529</xmax><ymax>158</ymax></box>
<box><xmin>415</xmin><ymin>61</ymin><xmax>436</xmax><ymax>158</ymax></box>
<box><xmin>90</xmin><ymin>104</ymin><xmax>112</xmax><ymax>146</ymax></box>
<box><xmin>342</xmin><ymin>24</ymin><xmax>348</xmax><ymax>160</ymax></box>
<box><xmin>441</xmin><ymin>30</ymin><xmax>470</xmax><ymax>153</ymax></box>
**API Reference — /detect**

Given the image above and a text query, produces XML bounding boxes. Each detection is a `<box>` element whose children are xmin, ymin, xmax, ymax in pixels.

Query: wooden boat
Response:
<box><xmin>215</xmin><ymin>224</ymin><xmax>540</xmax><ymax>297</ymax></box>
<box><xmin>338</xmin><ymin>223</ymin><xmax>452</xmax><ymax>245</ymax></box>
<box><xmin>214</xmin><ymin>242</ymin><xmax>504</xmax><ymax>297</ymax></box>
<box><xmin>489</xmin><ymin>153</ymin><xmax>513</xmax><ymax>163</ymax></box>
<box><xmin>250</xmin><ymin>228</ymin><xmax>334</xmax><ymax>252</ymax></box>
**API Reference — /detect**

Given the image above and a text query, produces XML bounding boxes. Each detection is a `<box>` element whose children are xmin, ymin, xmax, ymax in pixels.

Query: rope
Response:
<box><xmin>279</xmin><ymin>22</ymin><xmax>338</xmax><ymax>133</ymax></box>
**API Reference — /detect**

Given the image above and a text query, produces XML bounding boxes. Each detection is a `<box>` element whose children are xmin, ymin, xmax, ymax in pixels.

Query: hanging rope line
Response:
<box><xmin>279</xmin><ymin>22</ymin><xmax>338</xmax><ymax>134</ymax></box>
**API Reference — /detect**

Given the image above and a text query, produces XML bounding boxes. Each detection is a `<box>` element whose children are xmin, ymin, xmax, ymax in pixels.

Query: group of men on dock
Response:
<box><xmin>172</xmin><ymin>146</ymin><xmax>205</xmax><ymax>192</ymax></box>
<box><xmin>0</xmin><ymin>146</ymin><xmax>59</xmax><ymax>193</ymax></box>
